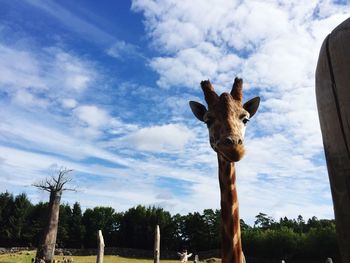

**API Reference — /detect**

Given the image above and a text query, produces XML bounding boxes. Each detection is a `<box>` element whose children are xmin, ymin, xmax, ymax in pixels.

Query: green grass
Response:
<box><xmin>0</xmin><ymin>251</ymin><xmax>211</xmax><ymax>263</ymax></box>
<box><xmin>0</xmin><ymin>251</ymin><xmax>34</xmax><ymax>263</ymax></box>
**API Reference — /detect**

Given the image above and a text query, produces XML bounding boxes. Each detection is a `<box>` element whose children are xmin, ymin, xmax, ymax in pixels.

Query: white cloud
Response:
<box><xmin>0</xmin><ymin>41</ymin><xmax>98</xmax><ymax>110</ymax></box>
<box><xmin>161</xmin><ymin>94</ymin><xmax>194</xmax><ymax>119</ymax></box>
<box><xmin>51</xmin><ymin>50</ymin><xmax>94</xmax><ymax>92</ymax></box>
<box><xmin>74</xmin><ymin>105</ymin><xmax>110</xmax><ymax>128</ymax></box>
<box><xmin>132</xmin><ymin>0</ymin><xmax>236</xmax><ymax>52</ymax></box>
<box><xmin>0</xmin><ymin>44</ymin><xmax>45</xmax><ymax>90</ymax></box>
<box><xmin>150</xmin><ymin>42</ymin><xmax>230</xmax><ymax>89</ymax></box>
<box><xmin>126</xmin><ymin>123</ymin><xmax>194</xmax><ymax>152</ymax></box>
<box><xmin>13</xmin><ymin>89</ymin><xmax>49</xmax><ymax>108</ymax></box>
<box><xmin>131</xmin><ymin>0</ymin><xmax>350</xmax><ymax>220</ymax></box>
<box><xmin>0</xmin><ymin>109</ymin><xmax>129</xmax><ymax>165</ymax></box>
<box><xmin>132</xmin><ymin>0</ymin><xmax>350</xmax><ymax>92</ymax></box>
<box><xmin>107</xmin><ymin>40</ymin><xmax>143</xmax><ymax>59</ymax></box>
<box><xmin>61</xmin><ymin>98</ymin><xmax>78</xmax><ymax>109</ymax></box>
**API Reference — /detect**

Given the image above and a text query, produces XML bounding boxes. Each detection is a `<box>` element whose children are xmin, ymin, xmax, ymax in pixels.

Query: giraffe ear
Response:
<box><xmin>243</xmin><ymin>97</ymin><xmax>260</xmax><ymax>118</ymax></box>
<box><xmin>189</xmin><ymin>101</ymin><xmax>207</xmax><ymax>122</ymax></box>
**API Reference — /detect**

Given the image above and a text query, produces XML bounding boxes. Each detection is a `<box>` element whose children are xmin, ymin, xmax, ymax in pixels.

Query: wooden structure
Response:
<box><xmin>316</xmin><ymin>17</ymin><xmax>350</xmax><ymax>263</ymax></box>
<box><xmin>96</xmin><ymin>230</ymin><xmax>105</xmax><ymax>263</ymax></box>
<box><xmin>154</xmin><ymin>225</ymin><xmax>160</xmax><ymax>263</ymax></box>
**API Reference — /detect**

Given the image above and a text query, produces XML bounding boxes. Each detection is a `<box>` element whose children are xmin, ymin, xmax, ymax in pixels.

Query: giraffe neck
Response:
<box><xmin>218</xmin><ymin>154</ymin><xmax>243</xmax><ymax>263</ymax></box>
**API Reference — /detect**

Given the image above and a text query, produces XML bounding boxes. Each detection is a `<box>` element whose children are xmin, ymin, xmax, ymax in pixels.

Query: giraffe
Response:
<box><xmin>189</xmin><ymin>78</ymin><xmax>260</xmax><ymax>263</ymax></box>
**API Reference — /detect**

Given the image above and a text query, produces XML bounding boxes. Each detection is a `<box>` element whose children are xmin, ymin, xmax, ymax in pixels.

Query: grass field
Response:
<box><xmin>0</xmin><ymin>251</ymin><xmax>211</xmax><ymax>263</ymax></box>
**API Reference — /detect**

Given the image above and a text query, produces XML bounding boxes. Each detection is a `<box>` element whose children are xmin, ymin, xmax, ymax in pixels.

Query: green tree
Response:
<box><xmin>68</xmin><ymin>202</ymin><xmax>85</xmax><ymax>248</ymax></box>
<box><xmin>9</xmin><ymin>193</ymin><xmax>32</xmax><ymax>245</ymax></box>
<box><xmin>182</xmin><ymin>212</ymin><xmax>208</xmax><ymax>251</ymax></box>
<box><xmin>279</xmin><ymin>216</ymin><xmax>295</xmax><ymax>230</ymax></box>
<box><xmin>296</xmin><ymin>215</ymin><xmax>305</xmax><ymax>233</ymax></box>
<box><xmin>254</xmin><ymin>212</ymin><xmax>274</xmax><ymax>229</ymax></box>
<box><xmin>243</xmin><ymin>226</ymin><xmax>301</xmax><ymax>259</ymax></box>
<box><xmin>0</xmin><ymin>192</ymin><xmax>14</xmax><ymax>245</ymax></box>
<box><xmin>147</xmin><ymin>206</ymin><xmax>173</xmax><ymax>251</ymax></box>
<box><xmin>203</xmin><ymin>209</ymin><xmax>221</xmax><ymax>250</ymax></box>
<box><xmin>167</xmin><ymin>213</ymin><xmax>184</xmax><ymax>250</ymax></box>
<box><xmin>56</xmin><ymin>203</ymin><xmax>72</xmax><ymax>247</ymax></box>
<box><xmin>118</xmin><ymin>205</ymin><xmax>172</xmax><ymax>250</ymax></box>
<box><xmin>304</xmin><ymin>222</ymin><xmax>339</xmax><ymax>260</ymax></box>
<box><xmin>0</xmin><ymin>190</ymin><xmax>342</xmax><ymax>261</ymax></box>
<box><xmin>22</xmin><ymin>202</ymin><xmax>48</xmax><ymax>246</ymax></box>
<box><xmin>83</xmin><ymin>206</ymin><xmax>118</xmax><ymax>248</ymax></box>
<box><xmin>240</xmin><ymin>219</ymin><xmax>251</xmax><ymax>231</ymax></box>
<box><xmin>263</xmin><ymin>227</ymin><xmax>300</xmax><ymax>259</ymax></box>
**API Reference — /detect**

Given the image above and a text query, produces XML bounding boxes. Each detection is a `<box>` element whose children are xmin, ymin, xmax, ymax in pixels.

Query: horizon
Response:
<box><xmin>1</xmin><ymin>0</ymin><xmax>349</xmax><ymax>225</ymax></box>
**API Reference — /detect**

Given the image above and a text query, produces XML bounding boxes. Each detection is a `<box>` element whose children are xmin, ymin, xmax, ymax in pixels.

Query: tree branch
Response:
<box><xmin>33</xmin><ymin>167</ymin><xmax>75</xmax><ymax>193</ymax></box>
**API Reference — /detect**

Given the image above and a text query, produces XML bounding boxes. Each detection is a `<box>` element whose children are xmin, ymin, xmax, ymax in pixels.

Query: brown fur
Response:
<box><xmin>218</xmin><ymin>156</ymin><xmax>243</xmax><ymax>263</ymax></box>
<box><xmin>230</xmin><ymin>77</ymin><xmax>243</xmax><ymax>101</ymax></box>
<box><xmin>189</xmin><ymin>78</ymin><xmax>260</xmax><ymax>263</ymax></box>
<box><xmin>204</xmin><ymin>91</ymin><xmax>247</xmax><ymax>162</ymax></box>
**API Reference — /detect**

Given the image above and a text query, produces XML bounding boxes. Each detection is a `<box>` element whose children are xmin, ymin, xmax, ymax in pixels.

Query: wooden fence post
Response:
<box><xmin>96</xmin><ymin>230</ymin><xmax>105</xmax><ymax>263</ymax></box>
<box><xmin>316</xmin><ymin>17</ymin><xmax>350</xmax><ymax>263</ymax></box>
<box><xmin>154</xmin><ymin>225</ymin><xmax>160</xmax><ymax>263</ymax></box>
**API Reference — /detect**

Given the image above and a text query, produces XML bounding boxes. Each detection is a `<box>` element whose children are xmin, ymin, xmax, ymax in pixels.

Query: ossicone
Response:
<box><xmin>231</xmin><ymin>77</ymin><xmax>243</xmax><ymax>101</ymax></box>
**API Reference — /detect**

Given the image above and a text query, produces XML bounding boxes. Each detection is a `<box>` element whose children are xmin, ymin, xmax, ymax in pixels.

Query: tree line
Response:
<box><xmin>0</xmin><ymin>191</ymin><xmax>339</xmax><ymax>261</ymax></box>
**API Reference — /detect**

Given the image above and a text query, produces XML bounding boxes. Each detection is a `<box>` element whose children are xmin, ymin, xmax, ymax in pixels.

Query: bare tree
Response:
<box><xmin>33</xmin><ymin>167</ymin><xmax>75</xmax><ymax>262</ymax></box>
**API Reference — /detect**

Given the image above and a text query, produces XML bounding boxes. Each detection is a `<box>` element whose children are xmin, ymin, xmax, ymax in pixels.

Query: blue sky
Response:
<box><xmin>0</xmin><ymin>0</ymin><xmax>349</xmax><ymax>224</ymax></box>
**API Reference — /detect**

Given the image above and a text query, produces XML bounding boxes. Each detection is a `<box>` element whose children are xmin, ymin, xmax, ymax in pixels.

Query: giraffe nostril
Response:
<box><xmin>220</xmin><ymin>137</ymin><xmax>243</xmax><ymax>146</ymax></box>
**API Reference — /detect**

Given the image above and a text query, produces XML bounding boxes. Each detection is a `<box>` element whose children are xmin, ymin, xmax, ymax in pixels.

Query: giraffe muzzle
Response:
<box><xmin>220</xmin><ymin>136</ymin><xmax>243</xmax><ymax>146</ymax></box>
<box><xmin>217</xmin><ymin>137</ymin><xmax>245</xmax><ymax>162</ymax></box>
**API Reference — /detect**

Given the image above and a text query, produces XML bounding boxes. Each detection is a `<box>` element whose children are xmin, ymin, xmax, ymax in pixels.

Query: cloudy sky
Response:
<box><xmin>0</xmin><ymin>0</ymin><xmax>349</xmax><ymax>224</ymax></box>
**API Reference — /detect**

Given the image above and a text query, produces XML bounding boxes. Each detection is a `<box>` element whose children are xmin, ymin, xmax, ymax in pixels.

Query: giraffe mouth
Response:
<box><xmin>218</xmin><ymin>144</ymin><xmax>245</xmax><ymax>162</ymax></box>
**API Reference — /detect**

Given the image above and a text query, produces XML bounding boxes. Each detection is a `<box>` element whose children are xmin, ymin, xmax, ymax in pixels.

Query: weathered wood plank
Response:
<box><xmin>316</xmin><ymin>17</ymin><xmax>350</xmax><ymax>263</ymax></box>
<box><xmin>154</xmin><ymin>225</ymin><xmax>160</xmax><ymax>263</ymax></box>
<box><xmin>96</xmin><ymin>230</ymin><xmax>105</xmax><ymax>263</ymax></box>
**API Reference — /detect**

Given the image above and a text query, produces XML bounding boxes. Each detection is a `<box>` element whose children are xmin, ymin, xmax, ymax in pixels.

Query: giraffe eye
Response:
<box><xmin>242</xmin><ymin>118</ymin><xmax>250</xmax><ymax>125</ymax></box>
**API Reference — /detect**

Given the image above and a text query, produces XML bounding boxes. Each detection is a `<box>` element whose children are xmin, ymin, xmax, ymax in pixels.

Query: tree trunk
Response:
<box><xmin>96</xmin><ymin>230</ymin><xmax>105</xmax><ymax>263</ymax></box>
<box><xmin>36</xmin><ymin>190</ymin><xmax>62</xmax><ymax>261</ymax></box>
<box><xmin>154</xmin><ymin>225</ymin><xmax>160</xmax><ymax>263</ymax></box>
<box><xmin>316</xmin><ymin>17</ymin><xmax>350</xmax><ymax>263</ymax></box>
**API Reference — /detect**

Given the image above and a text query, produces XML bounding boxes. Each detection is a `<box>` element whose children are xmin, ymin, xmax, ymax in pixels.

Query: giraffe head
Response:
<box><xmin>189</xmin><ymin>78</ymin><xmax>260</xmax><ymax>162</ymax></box>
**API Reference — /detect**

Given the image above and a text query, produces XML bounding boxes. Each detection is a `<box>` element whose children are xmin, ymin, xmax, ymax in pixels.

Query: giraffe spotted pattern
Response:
<box><xmin>189</xmin><ymin>78</ymin><xmax>260</xmax><ymax>263</ymax></box>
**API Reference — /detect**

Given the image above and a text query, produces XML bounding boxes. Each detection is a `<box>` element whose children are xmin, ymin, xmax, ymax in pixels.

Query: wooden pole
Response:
<box><xmin>96</xmin><ymin>230</ymin><xmax>105</xmax><ymax>263</ymax></box>
<box><xmin>316</xmin><ymin>17</ymin><xmax>350</xmax><ymax>263</ymax></box>
<box><xmin>154</xmin><ymin>225</ymin><xmax>160</xmax><ymax>263</ymax></box>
